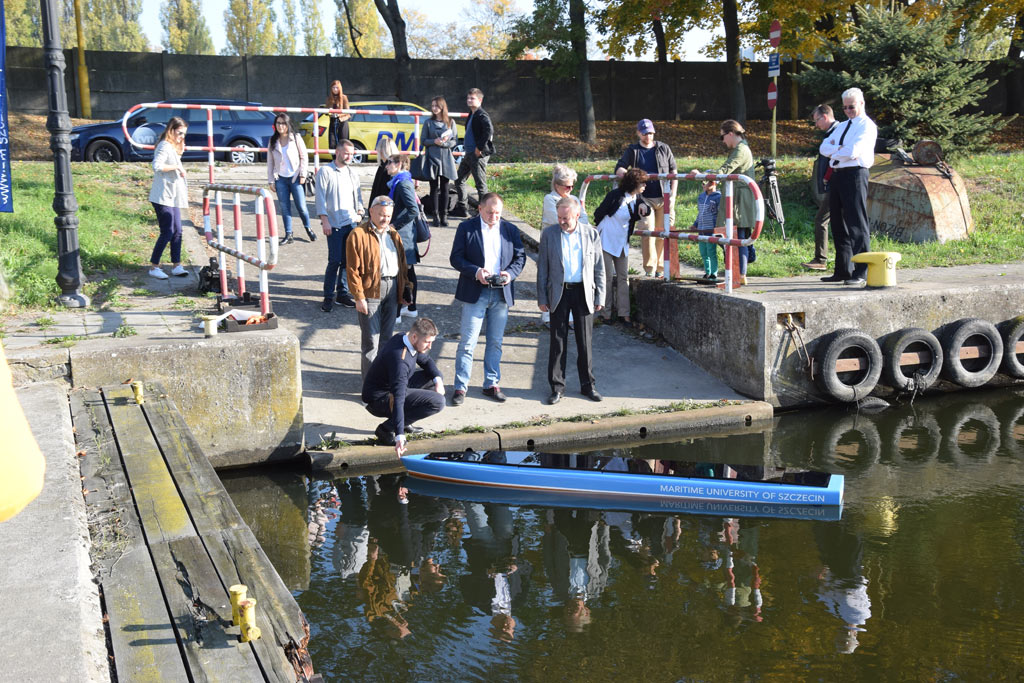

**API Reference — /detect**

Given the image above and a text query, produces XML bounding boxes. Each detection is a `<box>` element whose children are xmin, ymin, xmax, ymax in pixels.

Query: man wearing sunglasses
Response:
<box><xmin>818</xmin><ymin>87</ymin><xmax>877</xmax><ymax>286</ymax></box>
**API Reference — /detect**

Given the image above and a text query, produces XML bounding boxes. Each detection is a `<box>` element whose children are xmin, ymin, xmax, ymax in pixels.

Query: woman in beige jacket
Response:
<box><xmin>147</xmin><ymin>116</ymin><xmax>189</xmax><ymax>279</ymax></box>
<box><xmin>267</xmin><ymin>113</ymin><xmax>313</xmax><ymax>244</ymax></box>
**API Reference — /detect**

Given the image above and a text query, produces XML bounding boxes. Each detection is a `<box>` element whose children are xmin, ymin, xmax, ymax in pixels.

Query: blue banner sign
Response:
<box><xmin>0</xmin><ymin>4</ymin><xmax>13</xmax><ymax>213</ymax></box>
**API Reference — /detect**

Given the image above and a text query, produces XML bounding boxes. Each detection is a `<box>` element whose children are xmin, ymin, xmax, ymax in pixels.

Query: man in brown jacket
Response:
<box><xmin>347</xmin><ymin>196</ymin><xmax>410</xmax><ymax>377</ymax></box>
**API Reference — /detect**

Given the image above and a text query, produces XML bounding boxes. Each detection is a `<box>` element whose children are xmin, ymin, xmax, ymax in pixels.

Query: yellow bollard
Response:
<box><xmin>229</xmin><ymin>584</ymin><xmax>247</xmax><ymax>626</ymax></box>
<box><xmin>851</xmin><ymin>251</ymin><xmax>902</xmax><ymax>288</ymax></box>
<box><xmin>239</xmin><ymin>598</ymin><xmax>261</xmax><ymax>642</ymax></box>
<box><xmin>130</xmin><ymin>381</ymin><xmax>145</xmax><ymax>405</ymax></box>
<box><xmin>200</xmin><ymin>315</ymin><xmax>219</xmax><ymax>338</ymax></box>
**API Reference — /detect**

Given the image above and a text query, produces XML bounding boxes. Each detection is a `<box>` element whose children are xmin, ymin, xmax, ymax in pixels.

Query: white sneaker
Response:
<box><xmin>149</xmin><ymin>267</ymin><xmax>169</xmax><ymax>280</ymax></box>
<box><xmin>401</xmin><ymin>306</ymin><xmax>419</xmax><ymax>318</ymax></box>
<box><xmin>171</xmin><ymin>265</ymin><xmax>188</xmax><ymax>277</ymax></box>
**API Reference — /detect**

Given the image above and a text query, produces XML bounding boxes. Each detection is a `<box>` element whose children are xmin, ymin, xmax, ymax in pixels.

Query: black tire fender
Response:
<box><xmin>941</xmin><ymin>404</ymin><xmax>1000</xmax><ymax>464</ymax></box>
<box><xmin>939</xmin><ymin>318</ymin><xmax>1003</xmax><ymax>388</ymax></box>
<box><xmin>888</xmin><ymin>412</ymin><xmax>941</xmax><ymax>464</ymax></box>
<box><xmin>814</xmin><ymin>328</ymin><xmax>883</xmax><ymax>403</ymax></box>
<box><xmin>998</xmin><ymin>316</ymin><xmax>1024</xmax><ymax>379</ymax></box>
<box><xmin>881</xmin><ymin>327</ymin><xmax>943</xmax><ymax>393</ymax></box>
<box><xmin>819</xmin><ymin>414</ymin><xmax>881</xmax><ymax>474</ymax></box>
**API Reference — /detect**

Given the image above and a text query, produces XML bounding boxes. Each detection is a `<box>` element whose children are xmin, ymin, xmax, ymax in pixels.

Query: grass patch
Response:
<box><xmin>35</xmin><ymin>315</ymin><xmax>57</xmax><ymax>329</ymax></box>
<box><xmin>43</xmin><ymin>333</ymin><xmax>83</xmax><ymax>347</ymax></box>
<box><xmin>489</xmin><ymin>153</ymin><xmax>1024</xmax><ymax>275</ymax></box>
<box><xmin>0</xmin><ymin>161</ymin><xmax>174</xmax><ymax>314</ymax></box>
<box><xmin>112</xmin><ymin>323</ymin><xmax>137</xmax><ymax>338</ymax></box>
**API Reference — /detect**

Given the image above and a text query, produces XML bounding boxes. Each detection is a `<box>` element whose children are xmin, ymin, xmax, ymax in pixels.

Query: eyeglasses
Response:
<box><xmin>719</xmin><ymin>133</ymin><xmax>728</xmax><ymax>140</ymax></box>
<box><xmin>275</xmin><ymin>121</ymin><xmax>289</xmax><ymax>127</ymax></box>
<box><xmin>842</xmin><ymin>104</ymin><xmax>858</xmax><ymax>111</ymax></box>
<box><xmin>372</xmin><ymin>198</ymin><xmax>395</xmax><ymax>207</ymax></box>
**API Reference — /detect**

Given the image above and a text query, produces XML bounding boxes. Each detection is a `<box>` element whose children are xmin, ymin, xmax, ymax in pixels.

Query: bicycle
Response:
<box><xmin>756</xmin><ymin>157</ymin><xmax>786</xmax><ymax>240</ymax></box>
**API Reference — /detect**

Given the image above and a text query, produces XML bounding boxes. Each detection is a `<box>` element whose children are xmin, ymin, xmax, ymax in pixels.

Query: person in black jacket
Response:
<box><xmin>453</xmin><ymin>88</ymin><xmax>494</xmax><ymax>217</ymax></box>
<box><xmin>362</xmin><ymin>317</ymin><xmax>446</xmax><ymax>455</ymax></box>
<box><xmin>803</xmin><ymin>104</ymin><xmax>838</xmax><ymax>271</ymax></box>
<box><xmin>592</xmin><ymin>168</ymin><xmax>649</xmax><ymax>323</ymax></box>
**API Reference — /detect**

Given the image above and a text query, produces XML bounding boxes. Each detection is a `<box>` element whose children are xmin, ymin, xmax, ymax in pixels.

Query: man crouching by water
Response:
<box><xmin>362</xmin><ymin>317</ymin><xmax>445</xmax><ymax>456</ymax></box>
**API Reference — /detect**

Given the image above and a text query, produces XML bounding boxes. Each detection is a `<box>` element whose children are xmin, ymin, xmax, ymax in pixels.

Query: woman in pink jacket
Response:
<box><xmin>267</xmin><ymin>113</ymin><xmax>314</xmax><ymax>244</ymax></box>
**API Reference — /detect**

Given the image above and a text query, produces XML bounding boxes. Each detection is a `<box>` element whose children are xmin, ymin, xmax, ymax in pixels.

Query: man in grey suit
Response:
<box><xmin>537</xmin><ymin>196</ymin><xmax>607</xmax><ymax>405</ymax></box>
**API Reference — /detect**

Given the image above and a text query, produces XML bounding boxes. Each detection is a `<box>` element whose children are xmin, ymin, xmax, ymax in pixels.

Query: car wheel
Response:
<box><xmin>228</xmin><ymin>140</ymin><xmax>257</xmax><ymax>165</ymax></box>
<box><xmin>85</xmin><ymin>139</ymin><xmax>122</xmax><ymax>162</ymax></box>
<box><xmin>352</xmin><ymin>141</ymin><xmax>367</xmax><ymax>164</ymax></box>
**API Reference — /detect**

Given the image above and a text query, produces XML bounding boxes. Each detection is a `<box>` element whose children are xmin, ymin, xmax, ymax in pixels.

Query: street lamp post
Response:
<box><xmin>40</xmin><ymin>0</ymin><xmax>89</xmax><ymax>308</ymax></box>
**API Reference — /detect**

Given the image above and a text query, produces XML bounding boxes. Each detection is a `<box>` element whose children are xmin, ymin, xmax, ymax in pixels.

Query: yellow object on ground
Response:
<box><xmin>0</xmin><ymin>346</ymin><xmax>46</xmax><ymax>522</ymax></box>
<box><xmin>239</xmin><ymin>598</ymin><xmax>261</xmax><ymax>642</ymax></box>
<box><xmin>852</xmin><ymin>251</ymin><xmax>902</xmax><ymax>288</ymax></box>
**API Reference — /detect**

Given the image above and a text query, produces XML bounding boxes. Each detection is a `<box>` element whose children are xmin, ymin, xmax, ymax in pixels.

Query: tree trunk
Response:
<box><xmin>374</xmin><ymin>0</ymin><xmax>412</xmax><ymax>99</ymax></box>
<box><xmin>722</xmin><ymin>0</ymin><xmax>746</xmax><ymax>124</ymax></box>
<box><xmin>569</xmin><ymin>0</ymin><xmax>596</xmax><ymax>143</ymax></box>
<box><xmin>1006</xmin><ymin>12</ymin><xmax>1024</xmax><ymax>115</ymax></box>
<box><xmin>652</xmin><ymin>19</ymin><xmax>667</xmax><ymax>64</ymax></box>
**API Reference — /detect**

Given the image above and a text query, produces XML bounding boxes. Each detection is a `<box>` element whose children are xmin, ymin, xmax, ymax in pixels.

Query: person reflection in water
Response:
<box><xmin>488</xmin><ymin>557</ymin><xmax>519</xmax><ymax>643</ymax></box>
<box><xmin>545</xmin><ymin>508</ymin><xmax>610</xmax><ymax>632</ymax></box>
<box><xmin>357</xmin><ymin>539</ymin><xmax>412</xmax><ymax>640</ymax></box>
<box><xmin>814</xmin><ymin>519</ymin><xmax>872</xmax><ymax>653</ymax></box>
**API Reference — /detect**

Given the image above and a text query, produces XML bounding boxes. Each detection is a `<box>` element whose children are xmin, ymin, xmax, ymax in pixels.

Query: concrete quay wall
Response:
<box><xmin>6</xmin><ymin>329</ymin><xmax>303</xmax><ymax>468</ymax></box>
<box><xmin>632</xmin><ymin>271</ymin><xmax>1024</xmax><ymax>407</ymax></box>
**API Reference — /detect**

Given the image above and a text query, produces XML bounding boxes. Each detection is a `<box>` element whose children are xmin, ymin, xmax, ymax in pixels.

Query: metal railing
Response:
<box><xmin>580</xmin><ymin>172</ymin><xmax>765</xmax><ymax>293</ymax></box>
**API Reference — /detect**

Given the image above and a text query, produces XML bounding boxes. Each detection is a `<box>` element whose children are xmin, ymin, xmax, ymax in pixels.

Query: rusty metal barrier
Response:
<box><xmin>121</xmin><ymin>102</ymin><xmax>469</xmax><ymax>183</ymax></box>
<box><xmin>201</xmin><ymin>183</ymin><xmax>278</xmax><ymax>316</ymax></box>
<box><xmin>580</xmin><ymin>172</ymin><xmax>765</xmax><ymax>293</ymax></box>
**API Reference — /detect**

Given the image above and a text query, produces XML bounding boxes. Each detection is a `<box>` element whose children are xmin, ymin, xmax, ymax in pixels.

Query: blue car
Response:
<box><xmin>69</xmin><ymin>98</ymin><xmax>275</xmax><ymax>164</ymax></box>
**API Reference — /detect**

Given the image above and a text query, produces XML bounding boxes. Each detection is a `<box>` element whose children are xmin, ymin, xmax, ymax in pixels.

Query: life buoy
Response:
<box><xmin>881</xmin><ymin>327</ymin><xmax>943</xmax><ymax>393</ymax></box>
<box><xmin>998</xmin><ymin>316</ymin><xmax>1024</xmax><ymax>379</ymax></box>
<box><xmin>939</xmin><ymin>318</ymin><xmax>1003</xmax><ymax>388</ymax></box>
<box><xmin>814</xmin><ymin>328</ymin><xmax>882</xmax><ymax>402</ymax></box>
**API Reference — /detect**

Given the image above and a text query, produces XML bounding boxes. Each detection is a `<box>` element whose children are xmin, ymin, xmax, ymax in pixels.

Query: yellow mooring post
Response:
<box><xmin>130</xmin><ymin>381</ymin><xmax>145</xmax><ymax>405</ymax></box>
<box><xmin>229</xmin><ymin>584</ymin><xmax>248</xmax><ymax>626</ymax></box>
<box><xmin>239</xmin><ymin>598</ymin><xmax>261</xmax><ymax>642</ymax></box>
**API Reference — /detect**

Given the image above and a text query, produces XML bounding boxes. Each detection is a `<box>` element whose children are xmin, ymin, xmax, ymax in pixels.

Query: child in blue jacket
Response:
<box><xmin>690</xmin><ymin>171</ymin><xmax>721</xmax><ymax>281</ymax></box>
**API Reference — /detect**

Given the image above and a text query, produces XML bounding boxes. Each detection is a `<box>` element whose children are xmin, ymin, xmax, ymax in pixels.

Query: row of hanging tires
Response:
<box><xmin>813</xmin><ymin>316</ymin><xmax>1024</xmax><ymax>403</ymax></box>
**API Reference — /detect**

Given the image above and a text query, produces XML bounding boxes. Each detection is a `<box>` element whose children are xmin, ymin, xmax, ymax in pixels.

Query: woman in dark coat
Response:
<box><xmin>419</xmin><ymin>96</ymin><xmax>458</xmax><ymax>227</ymax></box>
<box><xmin>386</xmin><ymin>154</ymin><xmax>421</xmax><ymax>318</ymax></box>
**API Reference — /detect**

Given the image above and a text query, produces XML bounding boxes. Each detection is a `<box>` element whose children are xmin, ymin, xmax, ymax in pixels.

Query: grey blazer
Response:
<box><xmin>536</xmin><ymin>222</ymin><xmax>606</xmax><ymax>314</ymax></box>
<box><xmin>148</xmin><ymin>140</ymin><xmax>188</xmax><ymax>209</ymax></box>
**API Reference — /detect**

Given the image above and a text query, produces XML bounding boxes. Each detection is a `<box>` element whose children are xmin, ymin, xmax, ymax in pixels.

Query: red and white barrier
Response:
<box><xmin>579</xmin><ymin>172</ymin><xmax>765</xmax><ymax>293</ymax></box>
<box><xmin>201</xmin><ymin>183</ymin><xmax>278</xmax><ymax>315</ymax></box>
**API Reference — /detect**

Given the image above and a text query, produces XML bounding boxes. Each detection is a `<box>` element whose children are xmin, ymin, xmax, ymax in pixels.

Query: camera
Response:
<box><xmin>757</xmin><ymin>157</ymin><xmax>777</xmax><ymax>176</ymax></box>
<box><xmin>486</xmin><ymin>273</ymin><xmax>506</xmax><ymax>288</ymax></box>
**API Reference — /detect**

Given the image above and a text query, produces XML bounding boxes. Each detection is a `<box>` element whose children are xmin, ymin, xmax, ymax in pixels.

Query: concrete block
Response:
<box><xmin>69</xmin><ymin>328</ymin><xmax>303</xmax><ymax>468</ymax></box>
<box><xmin>4</xmin><ymin>346</ymin><xmax>72</xmax><ymax>387</ymax></box>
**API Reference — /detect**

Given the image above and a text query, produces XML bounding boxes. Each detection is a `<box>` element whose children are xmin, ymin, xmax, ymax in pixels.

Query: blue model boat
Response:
<box><xmin>402</xmin><ymin>451</ymin><xmax>844</xmax><ymax>520</ymax></box>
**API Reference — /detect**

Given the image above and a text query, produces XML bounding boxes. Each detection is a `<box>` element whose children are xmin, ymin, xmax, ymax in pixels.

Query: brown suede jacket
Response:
<box><xmin>345</xmin><ymin>221</ymin><xmax>410</xmax><ymax>302</ymax></box>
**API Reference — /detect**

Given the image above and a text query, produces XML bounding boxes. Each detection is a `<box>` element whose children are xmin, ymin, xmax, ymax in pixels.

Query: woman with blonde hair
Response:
<box><xmin>419</xmin><ymin>96</ymin><xmax>458</xmax><ymax>227</ymax></box>
<box><xmin>326</xmin><ymin>80</ymin><xmax>351</xmax><ymax>149</ymax></box>
<box><xmin>541</xmin><ymin>163</ymin><xmax>589</xmax><ymax>227</ymax></box>
<box><xmin>370</xmin><ymin>135</ymin><xmax>400</xmax><ymax>203</ymax></box>
<box><xmin>147</xmin><ymin>116</ymin><xmax>189</xmax><ymax>279</ymax></box>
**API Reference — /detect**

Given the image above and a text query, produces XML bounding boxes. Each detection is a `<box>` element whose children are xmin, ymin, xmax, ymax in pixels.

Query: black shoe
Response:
<box><xmin>321</xmin><ymin>297</ymin><xmax>333</xmax><ymax>312</ymax></box>
<box><xmin>844</xmin><ymin>277</ymin><xmax>866</xmax><ymax>286</ymax></box>
<box><xmin>547</xmin><ymin>391</ymin><xmax>563</xmax><ymax>405</ymax></box>
<box><xmin>375</xmin><ymin>422</ymin><xmax>396</xmax><ymax>446</ymax></box>
<box><xmin>433</xmin><ymin>215</ymin><xmax>441</xmax><ymax>228</ymax></box>
<box><xmin>451</xmin><ymin>390</ymin><xmax>465</xmax><ymax>406</ymax></box>
<box><xmin>440</xmin><ymin>217</ymin><xmax>449</xmax><ymax>227</ymax></box>
<box><xmin>820</xmin><ymin>275</ymin><xmax>845</xmax><ymax>283</ymax></box>
<box><xmin>336</xmin><ymin>293</ymin><xmax>356</xmax><ymax>308</ymax></box>
<box><xmin>282</xmin><ymin>234</ymin><xmax>295</xmax><ymax>245</ymax></box>
<box><xmin>582</xmin><ymin>387</ymin><xmax>603</xmax><ymax>402</ymax></box>
<box><xmin>304</xmin><ymin>225</ymin><xmax>317</xmax><ymax>241</ymax></box>
<box><xmin>404</xmin><ymin>424</ymin><xmax>424</xmax><ymax>434</ymax></box>
<box><xmin>483</xmin><ymin>386</ymin><xmax>507</xmax><ymax>402</ymax></box>
<box><xmin>451</xmin><ymin>204</ymin><xmax>469</xmax><ymax>218</ymax></box>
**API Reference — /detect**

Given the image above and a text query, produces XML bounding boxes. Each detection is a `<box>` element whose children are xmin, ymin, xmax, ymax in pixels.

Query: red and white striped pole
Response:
<box><xmin>233</xmin><ymin>193</ymin><xmax>246</xmax><ymax>298</ymax></box>
<box><xmin>206</xmin><ymin>109</ymin><xmax>215</xmax><ymax>184</ymax></box>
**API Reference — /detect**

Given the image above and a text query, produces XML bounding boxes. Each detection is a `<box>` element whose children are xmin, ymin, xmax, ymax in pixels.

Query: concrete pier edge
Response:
<box><xmin>308</xmin><ymin>400</ymin><xmax>774</xmax><ymax>471</ymax></box>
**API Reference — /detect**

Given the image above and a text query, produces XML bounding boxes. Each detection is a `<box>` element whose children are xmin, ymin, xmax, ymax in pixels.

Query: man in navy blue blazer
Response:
<box><xmin>449</xmin><ymin>193</ymin><xmax>526</xmax><ymax>405</ymax></box>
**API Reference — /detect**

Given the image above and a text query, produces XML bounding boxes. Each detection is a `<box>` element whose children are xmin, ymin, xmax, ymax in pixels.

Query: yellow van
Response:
<box><xmin>300</xmin><ymin>101</ymin><xmax>462</xmax><ymax>162</ymax></box>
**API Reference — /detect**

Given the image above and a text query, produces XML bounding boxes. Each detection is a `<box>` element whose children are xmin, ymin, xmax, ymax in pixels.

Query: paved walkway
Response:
<box><xmin>2</xmin><ymin>162</ymin><xmax>744</xmax><ymax>447</ymax></box>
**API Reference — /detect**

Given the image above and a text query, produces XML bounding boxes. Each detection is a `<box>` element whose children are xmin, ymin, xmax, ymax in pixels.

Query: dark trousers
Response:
<box><xmin>151</xmin><ymin>202</ymin><xmax>182</xmax><ymax>265</ymax></box>
<box><xmin>322</xmin><ymin>223</ymin><xmax>353</xmax><ymax>299</ymax></box>
<box><xmin>406</xmin><ymin>265</ymin><xmax>417</xmax><ymax>307</ymax></box>
<box><xmin>829</xmin><ymin>167</ymin><xmax>871</xmax><ymax>279</ymax></box>
<box><xmin>813</xmin><ymin>192</ymin><xmax>831</xmax><ymax>262</ymax></box>
<box><xmin>548</xmin><ymin>284</ymin><xmax>595</xmax><ymax>393</ymax></box>
<box><xmin>366</xmin><ymin>370</ymin><xmax>445</xmax><ymax>432</ymax></box>
<box><xmin>454</xmin><ymin>153</ymin><xmax>489</xmax><ymax>208</ymax></box>
<box><xmin>327</xmin><ymin>117</ymin><xmax>350</xmax><ymax>149</ymax></box>
<box><xmin>428</xmin><ymin>177</ymin><xmax>450</xmax><ymax>219</ymax></box>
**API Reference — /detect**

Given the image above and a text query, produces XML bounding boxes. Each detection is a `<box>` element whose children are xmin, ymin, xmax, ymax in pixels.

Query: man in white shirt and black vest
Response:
<box><xmin>819</xmin><ymin>87</ymin><xmax>877</xmax><ymax>287</ymax></box>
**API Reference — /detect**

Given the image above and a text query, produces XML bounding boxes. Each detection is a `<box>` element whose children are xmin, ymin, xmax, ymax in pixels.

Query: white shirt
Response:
<box><xmin>481</xmin><ymin>219</ymin><xmax>502</xmax><ymax>275</ymax></box>
<box><xmin>598</xmin><ymin>197</ymin><xmax>633</xmax><ymax>258</ymax></box>
<box><xmin>819</xmin><ymin>113</ymin><xmax>878</xmax><ymax>170</ymax></box>
<box><xmin>375</xmin><ymin>226</ymin><xmax>399</xmax><ymax>277</ymax></box>
<box><xmin>560</xmin><ymin>227</ymin><xmax>584</xmax><ymax>283</ymax></box>
<box><xmin>277</xmin><ymin>140</ymin><xmax>295</xmax><ymax>178</ymax></box>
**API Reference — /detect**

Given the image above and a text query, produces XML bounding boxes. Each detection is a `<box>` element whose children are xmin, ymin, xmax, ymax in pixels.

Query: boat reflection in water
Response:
<box><xmin>403</xmin><ymin>451</ymin><xmax>844</xmax><ymax>521</ymax></box>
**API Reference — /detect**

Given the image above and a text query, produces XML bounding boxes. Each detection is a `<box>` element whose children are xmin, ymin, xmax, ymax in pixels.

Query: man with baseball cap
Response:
<box><xmin>614</xmin><ymin>119</ymin><xmax>677</xmax><ymax>277</ymax></box>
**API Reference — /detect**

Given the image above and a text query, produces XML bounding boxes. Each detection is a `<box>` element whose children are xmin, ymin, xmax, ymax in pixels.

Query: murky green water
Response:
<box><xmin>222</xmin><ymin>389</ymin><xmax>1024</xmax><ymax>681</ymax></box>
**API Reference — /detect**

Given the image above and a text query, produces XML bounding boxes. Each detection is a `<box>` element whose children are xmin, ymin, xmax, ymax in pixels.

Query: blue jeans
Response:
<box><xmin>454</xmin><ymin>287</ymin><xmax>509</xmax><ymax>392</ymax></box>
<box><xmin>150</xmin><ymin>202</ymin><xmax>181</xmax><ymax>265</ymax></box>
<box><xmin>274</xmin><ymin>173</ymin><xmax>310</xmax><ymax>236</ymax></box>
<box><xmin>323</xmin><ymin>223</ymin><xmax>353</xmax><ymax>299</ymax></box>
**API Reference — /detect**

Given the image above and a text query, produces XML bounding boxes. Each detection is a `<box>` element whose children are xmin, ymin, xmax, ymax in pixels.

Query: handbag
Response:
<box><xmin>413</xmin><ymin>199</ymin><xmax>431</xmax><ymax>258</ymax></box>
<box><xmin>409</xmin><ymin>153</ymin><xmax>435</xmax><ymax>182</ymax></box>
